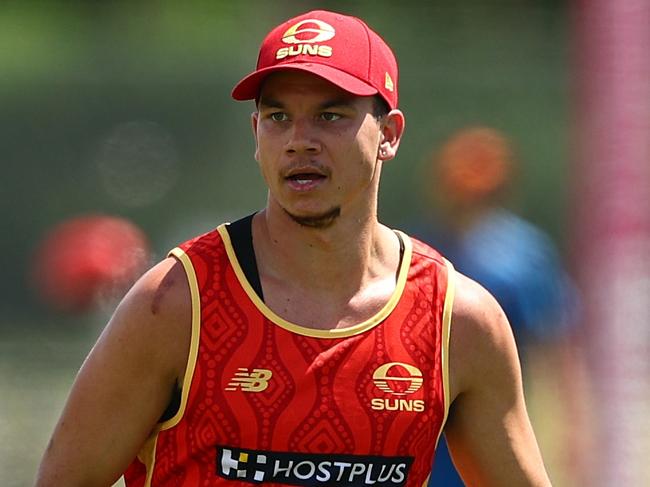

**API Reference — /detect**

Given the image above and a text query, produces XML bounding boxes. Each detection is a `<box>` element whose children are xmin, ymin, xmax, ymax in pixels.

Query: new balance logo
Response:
<box><xmin>225</xmin><ymin>368</ymin><xmax>272</xmax><ymax>392</ymax></box>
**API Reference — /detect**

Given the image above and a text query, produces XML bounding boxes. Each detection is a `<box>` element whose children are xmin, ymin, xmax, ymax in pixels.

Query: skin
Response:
<box><xmin>35</xmin><ymin>71</ymin><xmax>551</xmax><ymax>486</ymax></box>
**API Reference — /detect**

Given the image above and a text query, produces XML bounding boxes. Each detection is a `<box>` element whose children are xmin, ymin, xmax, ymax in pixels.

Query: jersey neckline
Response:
<box><xmin>216</xmin><ymin>223</ymin><xmax>413</xmax><ymax>338</ymax></box>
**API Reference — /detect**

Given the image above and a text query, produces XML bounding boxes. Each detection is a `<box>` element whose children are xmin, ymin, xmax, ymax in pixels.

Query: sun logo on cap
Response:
<box><xmin>281</xmin><ymin>19</ymin><xmax>336</xmax><ymax>44</ymax></box>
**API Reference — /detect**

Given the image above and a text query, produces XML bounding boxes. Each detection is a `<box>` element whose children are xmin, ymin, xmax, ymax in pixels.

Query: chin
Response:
<box><xmin>283</xmin><ymin>206</ymin><xmax>341</xmax><ymax>229</ymax></box>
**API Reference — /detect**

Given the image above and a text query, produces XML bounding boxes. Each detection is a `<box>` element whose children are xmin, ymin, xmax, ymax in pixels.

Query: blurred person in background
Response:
<box><xmin>35</xmin><ymin>11</ymin><xmax>551</xmax><ymax>487</ymax></box>
<box><xmin>415</xmin><ymin>127</ymin><xmax>578</xmax><ymax>486</ymax></box>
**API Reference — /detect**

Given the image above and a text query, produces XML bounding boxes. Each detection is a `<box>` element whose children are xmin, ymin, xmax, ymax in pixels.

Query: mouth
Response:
<box><xmin>284</xmin><ymin>167</ymin><xmax>328</xmax><ymax>191</ymax></box>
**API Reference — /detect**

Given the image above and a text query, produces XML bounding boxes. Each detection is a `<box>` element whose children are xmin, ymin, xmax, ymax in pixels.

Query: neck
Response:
<box><xmin>252</xmin><ymin>203</ymin><xmax>396</xmax><ymax>293</ymax></box>
<box><xmin>249</xmin><ymin>198</ymin><xmax>403</xmax><ymax>330</ymax></box>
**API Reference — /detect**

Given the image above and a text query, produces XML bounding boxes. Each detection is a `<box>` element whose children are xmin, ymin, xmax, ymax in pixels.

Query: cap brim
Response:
<box><xmin>231</xmin><ymin>63</ymin><xmax>378</xmax><ymax>101</ymax></box>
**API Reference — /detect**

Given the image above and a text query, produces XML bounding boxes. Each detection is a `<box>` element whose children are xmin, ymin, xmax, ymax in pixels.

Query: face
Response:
<box><xmin>252</xmin><ymin>71</ymin><xmax>403</xmax><ymax>229</ymax></box>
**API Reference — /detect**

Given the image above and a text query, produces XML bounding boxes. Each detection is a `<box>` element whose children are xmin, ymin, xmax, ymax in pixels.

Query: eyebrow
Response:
<box><xmin>319</xmin><ymin>97</ymin><xmax>356</xmax><ymax>110</ymax></box>
<box><xmin>258</xmin><ymin>96</ymin><xmax>356</xmax><ymax>111</ymax></box>
<box><xmin>258</xmin><ymin>97</ymin><xmax>284</xmax><ymax>109</ymax></box>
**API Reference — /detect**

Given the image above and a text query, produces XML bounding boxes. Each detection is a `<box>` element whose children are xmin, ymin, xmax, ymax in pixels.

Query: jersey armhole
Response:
<box><xmin>133</xmin><ymin>248</ymin><xmax>203</xmax><ymax>486</ymax></box>
<box><xmin>434</xmin><ymin>258</ymin><xmax>456</xmax><ymax>449</ymax></box>
<box><xmin>158</xmin><ymin>247</ymin><xmax>202</xmax><ymax>430</ymax></box>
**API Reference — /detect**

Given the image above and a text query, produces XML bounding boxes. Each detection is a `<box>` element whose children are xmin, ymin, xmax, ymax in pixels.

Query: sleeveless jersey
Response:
<box><xmin>124</xmin><ymin>223</ymin><xmax>455</xmax><ymax>487</ymax></box>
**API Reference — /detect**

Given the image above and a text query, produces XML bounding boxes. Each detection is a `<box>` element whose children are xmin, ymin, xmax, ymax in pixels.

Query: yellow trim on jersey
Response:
<box><xmin>216</xmin><ymin>224</ymin><xmax>413</xmax><ymax>338</ymax></box>
<box><xmin>434</xmin><ymin>258</ymin><xmax>456</xmax><ymax>450</ymax></box>
<box><xmin>133</xmin><ymin>248</ymin><xmax>202</xmax><ymax>485</ymax></box>
<box><xmin>160</xmin><ymin>247</ymin><xmax>202</xmax><ymax>430</ymax></box>
<box><xmin>136</xmin><ymin>433</ymin><xmax>159</xmax><ymax>487</ymax></box>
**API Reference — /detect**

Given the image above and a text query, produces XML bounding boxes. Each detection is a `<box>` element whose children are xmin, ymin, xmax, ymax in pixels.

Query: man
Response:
<box><xmin>35</xmin><ymin>10</ymin><xmax>551</xmax><ymax>487</ymax></box>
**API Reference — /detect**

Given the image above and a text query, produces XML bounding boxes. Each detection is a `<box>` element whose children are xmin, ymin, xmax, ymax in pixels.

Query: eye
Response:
<box><xmin>270</xmin><ymin>112</ymin><xmax>288</xmax><ymax>122</ymax></box>
<box><xmin>320</xmin><ymin>112</ymin><xmax>342</xmax><ymax>122</ymax></box>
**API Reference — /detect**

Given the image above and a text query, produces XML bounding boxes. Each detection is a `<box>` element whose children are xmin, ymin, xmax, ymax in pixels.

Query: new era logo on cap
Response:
<box><xmin>232</xmin><ymin>10</ymin><xmax>398</xmax><ymax>110</ymax></box>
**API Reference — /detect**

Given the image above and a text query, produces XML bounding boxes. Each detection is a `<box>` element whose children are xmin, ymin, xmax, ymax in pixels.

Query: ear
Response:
<box><xmin>377</xmin><ymin>109</ymin><xmax>406</xmax><ymax>162</ymax></box>
<box><xmin>251</xmin><ymin>111</ymin><xmax>260</xmax><ymax>162</ymax></box>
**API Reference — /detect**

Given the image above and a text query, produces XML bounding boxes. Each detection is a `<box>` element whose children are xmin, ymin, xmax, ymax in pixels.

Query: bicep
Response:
<box><xmin>36</xmin><ymin>258</ymin><xmax>191</xmax><ymax>487</ymax></box>
<box><xmin>444</xmin><ymin>274</ymin><xmax>550</xmax><ymax>487</ymax></box>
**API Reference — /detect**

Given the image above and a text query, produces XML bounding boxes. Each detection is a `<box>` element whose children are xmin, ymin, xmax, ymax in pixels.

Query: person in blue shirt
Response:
<box><xmin>415</xmin><ymin>127</ymin><xmax>578</xmax><ymax>486</ymax></box>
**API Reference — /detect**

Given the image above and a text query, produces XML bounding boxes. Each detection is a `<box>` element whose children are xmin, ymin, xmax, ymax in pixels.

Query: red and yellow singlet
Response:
<box><xmin>124</xmin><ymin>223</ymin><xmax>455</xmax><ymax>487</ymax></box>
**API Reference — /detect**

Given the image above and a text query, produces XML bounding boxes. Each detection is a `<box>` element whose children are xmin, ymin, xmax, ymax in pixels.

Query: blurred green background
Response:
<box><xmin>1</xmin><ymin>1</ymin><xmax>570</xmax><ymax>485</ymax></box>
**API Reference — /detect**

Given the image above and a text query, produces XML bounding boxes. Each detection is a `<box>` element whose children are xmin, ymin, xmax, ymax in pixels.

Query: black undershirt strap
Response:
<box><xmin>227</xmin><ymin>212</ymin><xmax>264</xmax><ymax>301</ymax></box>
<box><xmin>396</xmin><ymin>231</ymin><xmax>405</xmax><ymax>281</ymax></box>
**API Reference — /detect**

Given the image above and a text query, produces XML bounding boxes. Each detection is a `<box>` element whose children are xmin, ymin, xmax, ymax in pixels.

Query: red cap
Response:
<box><xmin>232</xmin><ymin>10</ymin><xmax>398</xmax><ymax>109</ymax></box>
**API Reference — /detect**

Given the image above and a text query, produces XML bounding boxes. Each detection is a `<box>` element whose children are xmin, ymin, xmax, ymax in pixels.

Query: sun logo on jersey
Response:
<box><xmin>373</xmin><ymin>362</ymin><xmax>423</xmax><ymax>395</ymax></box>
<box><xmin>225</xmin><ymin>368</ymin><xmax>273</xmax><ymax>392</ymax></box>
<box><xmin>371</xmin><ymin>362</ymin><xmax>425</xmax><ymax>412</ymax></box>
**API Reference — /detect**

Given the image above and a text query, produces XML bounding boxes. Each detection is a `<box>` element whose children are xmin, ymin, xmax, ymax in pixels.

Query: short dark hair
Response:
<box><xmin>372</xmin><ymin>96</ymin><xmax>390</xmax><ymax>119</ymax></box>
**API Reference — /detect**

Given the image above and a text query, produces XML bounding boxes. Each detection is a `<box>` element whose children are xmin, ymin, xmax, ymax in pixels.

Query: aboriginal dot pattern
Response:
<box><xmin>124</xmin><ymin>230</ymin><xmax>449</xmax><ymax>487</ymax></box>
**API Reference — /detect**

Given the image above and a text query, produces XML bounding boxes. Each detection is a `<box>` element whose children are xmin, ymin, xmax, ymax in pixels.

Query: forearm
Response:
<box><xmin>34</xmin><ymin>413</ymin><xmax>138</xmax><ymax>487</ymax></box>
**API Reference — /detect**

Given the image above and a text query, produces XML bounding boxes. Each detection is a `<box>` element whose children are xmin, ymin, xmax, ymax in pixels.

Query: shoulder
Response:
<box><xmin>117</xmin><ymin>257</ymin><xmax>190</xmax><ymax>326</ymax></box>
<box><xmin>105</xmin><ymin>256</ymin><xmax>192</xmax><ymax>379</ymax></box>
<box><xmin>132</xmin><ymin>224</ymin><xmax>230</xmax><ymax>319</ymax></box>
<box><xmin>451</xmin><ymin>270</ymin><xmax>507</xmax><ymax>331</ymax></box>
<box><xmin>448</xmin><ymin>270</ymin><xmax>520</xmax><ymax>399</ymax></box>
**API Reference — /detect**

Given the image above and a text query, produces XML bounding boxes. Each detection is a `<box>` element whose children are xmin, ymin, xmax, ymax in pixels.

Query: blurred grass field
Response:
<box><xmin>0</xmin><ymin>318</ymin><xmax>128</xmax><ymax>486</ymax></box>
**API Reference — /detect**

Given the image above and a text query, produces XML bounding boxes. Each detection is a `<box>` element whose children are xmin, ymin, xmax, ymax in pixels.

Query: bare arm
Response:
<box><xmin>35</xmin><ymin>257</ymin><xmax>191</xmax><ymax>487</ymax></box>
<box><xmin>445</xmin><ymin>272</ymin><xmax>552</xmax><ymax>486</ymax></box>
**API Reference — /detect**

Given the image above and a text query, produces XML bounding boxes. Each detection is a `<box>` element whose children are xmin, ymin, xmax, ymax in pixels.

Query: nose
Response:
<box><xmin>285</xmin><ymin>118</ymin><xmax>321</xmax><ymax>156</ymax></box>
